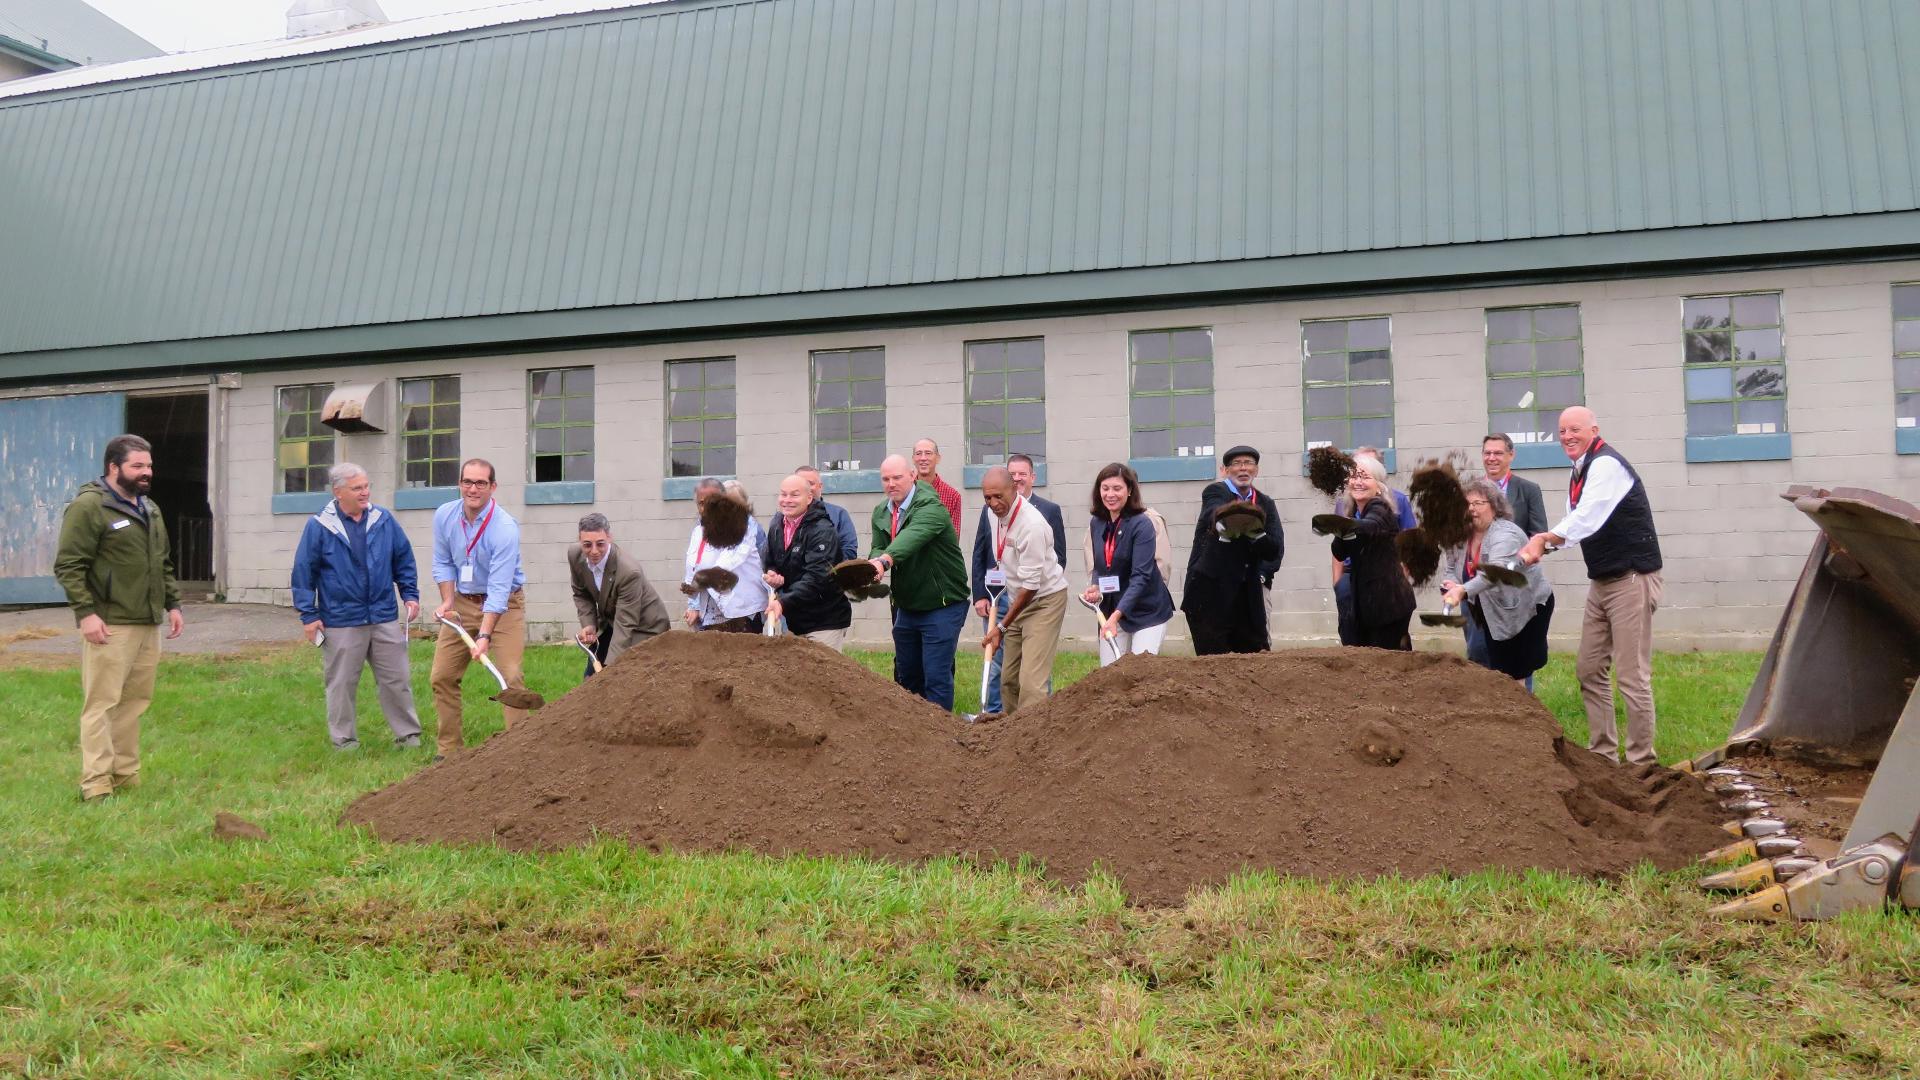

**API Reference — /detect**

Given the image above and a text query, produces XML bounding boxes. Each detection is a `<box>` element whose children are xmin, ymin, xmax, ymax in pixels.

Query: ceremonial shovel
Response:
<box><xmin>1418</xmin><ymin>602</ymin><xmax>1468</xmax><ymax>628</ymax></box>
<box><xmin>437</xmin><ymin>615</ymin><xmax>545</xmax><ymax>710</ymax></box>
<box><xmin>573</xmin><ymin>637</ymin><xmax>604</xmax><ymax>674</ymax></box>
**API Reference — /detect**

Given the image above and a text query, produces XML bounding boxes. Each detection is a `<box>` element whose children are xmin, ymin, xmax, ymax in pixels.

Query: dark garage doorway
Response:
<box><xmin>125</xmin><ymin>391</ymin><xmax>215</xmax><ymax>589</ymax></box>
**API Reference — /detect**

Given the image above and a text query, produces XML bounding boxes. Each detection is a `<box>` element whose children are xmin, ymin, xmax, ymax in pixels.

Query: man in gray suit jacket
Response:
<box><xmin>1483</xmin><ymin>434</ymin><xmax>1549</xmax><ymax>538</ymax></box>
<box><xmin>569</xmin><ymin>513</ymin><xmax>672</xmax><ymax>676</ymax></box>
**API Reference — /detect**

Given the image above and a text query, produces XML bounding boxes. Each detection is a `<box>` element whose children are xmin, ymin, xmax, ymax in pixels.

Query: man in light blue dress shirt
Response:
<box><xmin>429</xmin><ymin>458</ymin><xmax>528</xmax><ymax>759</ymax></box>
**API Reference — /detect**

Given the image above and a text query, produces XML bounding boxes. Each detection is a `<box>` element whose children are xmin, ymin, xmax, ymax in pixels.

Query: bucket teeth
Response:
<box><xmin>1709</xmin><ymin>883</ymin><xmax>1791</xmax><ymax>921</ymax></box>
<box><xmin>1720</xmin><ymin>798</ymin><xmax>1772</xmax><ymax>815</ymax></box>
<box><xmin>1701</xmin><ymin>838</ymin><xmax>1760</xmax><ymax>865</ymax></box>
<box><xmin>1704</xmin><ymin>765</ymin><xmax>1746</xmax><ymax>779</ymax></box>
<box><xmin>1700</xmin><ymin>859</ymin><xmax>1782</xmax><ymax>893</ymax></box>
<box><xmin>1754</xmin><ymin>835</ymin><xmax>1807</xmax><ymax>858</ymax></box>
<box><xmin>1722</xmin><ymin>817</ymin><xmax>1788</xmax><ymax>838</ymax></box>
<box><xmin>1711</xmin><ymin>781</ymin><xmax>1758</xmax><ymax>797</ymax></box>
<box><xmin>1771</xmin><ymin>856</ymin><xmax>1819</xmax><ymax>882</ymax></box>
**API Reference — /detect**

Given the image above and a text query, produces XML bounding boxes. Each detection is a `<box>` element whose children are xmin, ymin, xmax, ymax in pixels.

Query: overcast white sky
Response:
<box><xmin>86</xmin><ymin>0</ymin><xmax>515</xmax><ymax>52</ymax></box>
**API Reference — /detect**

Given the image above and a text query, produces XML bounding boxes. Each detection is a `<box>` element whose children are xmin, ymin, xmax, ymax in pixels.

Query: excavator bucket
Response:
<box><xmin>1693</xmin><ymin>487</ymin><xmax>1920</xmax><ymax>921</ymax></box>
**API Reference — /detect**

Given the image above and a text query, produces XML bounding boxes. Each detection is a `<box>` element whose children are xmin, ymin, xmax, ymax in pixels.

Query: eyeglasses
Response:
<box><xmin>458</xmin><ymin>478</ymin><xmax>493</xmax><ymax>488</ymax></box>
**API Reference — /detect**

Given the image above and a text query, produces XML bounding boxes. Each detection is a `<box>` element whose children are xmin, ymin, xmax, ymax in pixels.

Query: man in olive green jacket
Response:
<box><xmin>54</xmin><ymin>434</ymin><xmax>184</xmax><ymax>802</ymax></box>
<box><xmin>867</xmin><ymin>454</ymin><xmax>970</xmax><ymax>710</ymax></box>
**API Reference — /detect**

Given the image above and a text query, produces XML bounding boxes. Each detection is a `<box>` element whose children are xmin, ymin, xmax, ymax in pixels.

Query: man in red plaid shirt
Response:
<box><xmin>912</xmin><ymin>438</ymin><xmax>963</xmax><ymax>535</ymax></box>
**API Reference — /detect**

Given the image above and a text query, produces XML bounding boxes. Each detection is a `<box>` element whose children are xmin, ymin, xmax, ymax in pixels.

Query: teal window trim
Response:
<box><xmin>529</xmin><ymin>366</ymin><xmax>594</xmax><ymax>484</ymax></box>
<box><xmin>1485</xmin><ymin>304</ymin><xmax>1584</xmax><ymax>448</ymax></box>
<box><xmin>666</xmin><ymin>357</ymin><xmax>736</xmax><ymax>479</ymax></box>
<box><xmin>270</xmin><ymin>491</ymin><xmax>331</xmax><ymax>515</ymax></box>
<box><xmin>811</xmin><ymin>347</ymin><xmax>887</xmax><ymax>473</ymax></box>
<box><xmin>818</xmin><ymin>469</ymin><xmax>883</xmax><ymax>494</ymax></box>
<box><xmin>964</xmin><ymin>337</ymin><xmax>1047</xmax><ymax>467</ymax></box>
<box><xmin>274</xmin><ymin>382</ymin><xmax>336</xmax><ymax>495</ymax></box>
<box><xmin>392</xmin><ymin>485</ymin><xmax>457</xmax><ymax>511</ymax></box>
<box><xmin>1297</xmin><ymin>447</ymin><xmax>1397</xmax><ymax>476</ymax></box>
<box><xmin>663</xmin><ymin>475</ymin><xmax>731</xmax><ymax>501</ymax></box>
<box><xmin>1302</xmin><ymin>316</ymin><xmax>1395</xmax><ymax>459</ymax></box>
<box><xmin>1893</xmin><ymin>284</ymin><xmax>1920</xmax><ymax>439</ymax></box>
<box><xmin>526</xmin><ymin>481</ymin><xmax>596</xmax><ymax>505</ymax></box>
<box><xmin>1129</xmin><ymin>456</ymin><xmax>1218</xmax><ymax>483</ymax></box>
<box><xmin>1128</xmin><ymin>328</ymin><xmax>1216</xmax><ymax>461</ymax></box>
<box><xmin>1682</xmin><ymin>292</ymin><xmax>1788</xmax><ymax>438</ymax></box>
<box><xmin>397</xmin><ymin>375</ymin><xmax>461</xmax><ymax>490</ymax></box>
<box><xmin>963</xmin><ymin>462</ymin><xmax>1049</xmax><ymax>489</ymax></box>
<box><xmin>1685</xmin><ymin>433</ymin><xmax>1792</xmax><ymax>462</ymax></box>
<box><xmin>1511</xmin><ymin>442</ymin><xmax>1569</xmax><ymax>471</ymax></box>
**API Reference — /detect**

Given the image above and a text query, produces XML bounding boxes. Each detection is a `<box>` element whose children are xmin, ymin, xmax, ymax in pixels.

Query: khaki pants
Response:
<box><xmin>78</xmin><ymin>623</ymin><xmax>161</xmax><ymax>798</ymax></box>
<box><xmin>431</xmin><ymin>590</ymin><xmax>527</xmax><ymax>756</ymax></box>
<box><xmin>1578</xmin><ymin>571</ymin><xmax>1662</xmax><ymax>764</ymax></box>
<box><xmin>322</xmin><ymin>620</ymin><xmax>421</xmax><ymax>746</ymax></box>
<box><xmin>804</xmin><ymin>627</ymin><xmax>849</xmax><ymax>652</ymax></box>
<box><xmin>1001</xmin><ymin>588</ymin><xmax>1067</xmax><ymax>715</ymax></box>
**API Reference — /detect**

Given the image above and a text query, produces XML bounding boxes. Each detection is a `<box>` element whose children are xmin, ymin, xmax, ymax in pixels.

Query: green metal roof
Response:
<box><xmin>0</xmin><ymin>0</ymin><xmax>157</xmax><ymax>66</ymax></box>
<box><xmin>4</xmin><ymin>0</ymin><xmax>1920</xmax><ymax>381</ymax></box>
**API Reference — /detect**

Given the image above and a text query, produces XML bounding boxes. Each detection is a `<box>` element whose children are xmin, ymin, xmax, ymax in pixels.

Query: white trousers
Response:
<box><xmin>1097</xmin><ymin>620</ymin><xmax>1170</xmax><ymax>666</ymax></box>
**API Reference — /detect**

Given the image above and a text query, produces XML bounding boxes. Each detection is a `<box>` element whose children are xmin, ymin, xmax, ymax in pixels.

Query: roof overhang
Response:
<box><xmin>0</xmin><ymin>34</ymin><xmax>75</xmax><ymax>72</ymax></box>
<box><xmin>5</xmin><ymin>211</ymin><xmax>1920</xmax><ymax>388</ymax></box>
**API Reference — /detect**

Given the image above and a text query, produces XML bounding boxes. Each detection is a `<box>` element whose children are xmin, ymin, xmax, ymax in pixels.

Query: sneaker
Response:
<box><xmin>394</xmin><ymin>734</ymin><xmax>422</xmax><ymax>749</ymax></box>
<box><xmin>334</xmin><ymin>739</ymin><xmax>361</xmax><ymax>752</ymax></box>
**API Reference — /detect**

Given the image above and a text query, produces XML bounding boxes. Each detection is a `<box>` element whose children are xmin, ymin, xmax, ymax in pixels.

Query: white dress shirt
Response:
<box><xmin>1548</xmin><ymin>450</ymin><xmax>1635</xmax><ymax>546</ymax></box>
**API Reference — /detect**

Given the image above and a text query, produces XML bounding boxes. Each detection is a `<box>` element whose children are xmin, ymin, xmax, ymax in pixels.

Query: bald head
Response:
<box><xmin>1557</xmin><ymin>406</ymin><xmax>1599</xmax><ymax>461</ymax></box>
<box><xmin>879</xmin><ymin>454</ymin><xmax>913</xmax><ymax>501</ymax></box>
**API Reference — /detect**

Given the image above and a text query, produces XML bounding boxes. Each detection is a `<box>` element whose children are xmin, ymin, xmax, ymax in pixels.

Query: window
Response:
<box><xmin>1129</xmin><ymin>328</ymin><xmax>1214</xmax><ymax>459</ymax></box>
<box><xmin>965</xmin><ymin>338</ymin><xmax>1046</xmax><ymax>465</ymax></box>
<box><xmin>811</xmin><ymin>347</ymin><xmax>885</xmax><ymax>471</ymax></box>
<box><xmin>1486</xmin><ymin>305</ymin><xmax>1584</xmax><ymax>445</ymax></box>
<box><xmin>398</xmin><ymin>376</ymin><xmax>461</xmax><ymax>489</ymax></box>
<box><xmin>275</xmin><ymin>383</ymin><xmax>335</xmax><ymax>493</ymax></box>
<box><xmin>1896</xmin><ymin>285</ymin><xmax>1920</xmax><ymax>430</ymax></box>
<box><xmin>1302</xmin><ymin>317</ymin><xmax>1394</xmax><ymax>452</ymax></box>
<box><xmin>666</xmin><ymin>358</ymin><xmax>736</xmax><ymax>477</ymax></box>
<box><xmin>530</xmin><ymin>367</ymin><xmax>593</xmax><ymax>483</ymax></box>
<box><xmin>1683</xmin><ymin>293</ymin><xmax>1787</xmax><ymax>436</ymax></box>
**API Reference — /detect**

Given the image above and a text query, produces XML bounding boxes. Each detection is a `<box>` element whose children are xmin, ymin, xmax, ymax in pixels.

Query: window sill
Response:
<box><xmin>392</xmin><ymin>486</ymin><xmax>457</xmax><ymax>511</ymax></box>
<box><xmin>963</xmin><ymin>463</ymin><xmax>1049</xmax><ymax>489</ymax></box>
<box><xmin>1128</xmin><ymin>456</ymin><xmax>1218</xmax><ymax>483</ymax></box>
<box><xmin>1897</xmin><ymin>427</ymin><xmax>1920</xmax><ymax>455</ymax></box>
<box><xmin>819</xmin><ymin>469</ymin><xmax>883</xmax><ymax>495</ymax></box>
<box><xmin>1510</xmin><ymin>442</ymin><xmax>1568</xmax><ymax>471</ymax></box>
<box><xmin>526</xmin><ymin>481</ymin><xmax>595</xmax><ymax>505</ymax></box>
<box><xmin>662</xmin><ymin>476</ymin><xmax>728</xmax><ymax>501</ymax></box>
<box><xmin>1684</xmin><ymin>433</ymin><xmax>1792</xmax><ymax>463</ymax></box>
<box><xmin>271</xmin><ymin>492</ymin><xmax>330</xmax><ymax>515</ymax></box>
<box><xmin>1297</xmin><ymin>448</ymin><xmax>1397</xmax><ymax>475</ymax></box>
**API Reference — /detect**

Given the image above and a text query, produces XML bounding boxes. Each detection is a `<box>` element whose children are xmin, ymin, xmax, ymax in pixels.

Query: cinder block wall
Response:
<box><xmin>221</xmin><ymin>259</ymin><xmax>1920</xmax><ymax>649</ymax></box>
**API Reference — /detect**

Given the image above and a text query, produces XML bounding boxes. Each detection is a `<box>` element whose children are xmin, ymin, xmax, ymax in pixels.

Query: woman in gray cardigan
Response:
<box><xmin>1440</xmin><ymin>479</ymin><xmax>1555</xmax><ymax>684</ymax></box>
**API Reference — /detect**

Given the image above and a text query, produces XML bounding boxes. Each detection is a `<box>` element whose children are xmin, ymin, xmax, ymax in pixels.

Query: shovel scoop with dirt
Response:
<box><xmin>436</xmin><ymin>615</ymin><xmax>545</xmax><ymax>710</ymax></box>
<box><xmin>831</xmin><ymin>559</ymin><xmax>892</xmax><ymax>601</ymax></box>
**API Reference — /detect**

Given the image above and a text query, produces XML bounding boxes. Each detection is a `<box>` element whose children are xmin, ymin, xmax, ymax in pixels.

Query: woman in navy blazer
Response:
<box><xmin>1083</xmin><ymin>463</ymin><xmax>1176</xmax><ymax>664</ymax></box>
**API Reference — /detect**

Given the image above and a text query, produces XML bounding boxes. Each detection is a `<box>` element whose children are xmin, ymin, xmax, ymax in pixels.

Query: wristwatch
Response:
<box><xmin>475</xmin><ymin>632</ymin><xmax>492</xmax><ymax>641</ymax></box>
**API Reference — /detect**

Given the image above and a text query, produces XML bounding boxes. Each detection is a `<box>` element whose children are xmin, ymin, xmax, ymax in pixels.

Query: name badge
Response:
<box><xmin>110</xmin><ymin>519</ymin><xmax>132</xmax><ymax>531</ymax></box>
<box><xmin>983</xmin><ymin>569</ymin><xmax>1006</xmax><ymax>587</ymax></box>
<box><xmin>459</xmin><ymin>562</ymin><xmax>475</xmax><ymax>585</ymax></box>
<box><xmin>1097</xmin><ymin>575</ymin><xmax>1121</xmax><ymax>594</ymax></box>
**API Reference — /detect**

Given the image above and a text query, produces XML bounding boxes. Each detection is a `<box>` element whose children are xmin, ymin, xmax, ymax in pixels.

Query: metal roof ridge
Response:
<box><xmin>0</xmin><ymin>0</ymin><xmax>686</xmax><ymax>101</ymax></box>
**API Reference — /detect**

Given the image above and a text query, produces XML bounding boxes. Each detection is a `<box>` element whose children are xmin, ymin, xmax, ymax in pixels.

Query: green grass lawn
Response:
<box><xmin>3</xmin><ymin>643</ymin><xmax>1917</xmax><ymax>1078</ymax></box>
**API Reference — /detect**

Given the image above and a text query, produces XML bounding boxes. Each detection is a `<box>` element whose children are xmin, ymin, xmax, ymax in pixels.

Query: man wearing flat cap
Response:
<box><xmin>1181</xmin><ymin>445</ymin><xmax>1284</xmax><ymax>654</ymax></box>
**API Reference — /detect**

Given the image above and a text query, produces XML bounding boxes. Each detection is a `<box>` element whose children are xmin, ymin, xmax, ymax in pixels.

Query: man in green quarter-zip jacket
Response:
<box><xmin>867</xmin><ymin>453</ymin><xmax>970</xmax><ymax>711</ymax></box>
<box><xmin>54</xmin><ymin>434</ymin><xmax>185</xmax><ymax>803</ymax></box>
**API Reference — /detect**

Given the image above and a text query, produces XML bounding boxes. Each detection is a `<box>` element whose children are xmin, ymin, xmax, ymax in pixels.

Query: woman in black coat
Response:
<box><xmin>1329</xmin><ymin>456</ymin><xmax>1415</xmax><ymax>650</ymax></box>
<box><xmin>763</xmin><ymin>475</ymin><xmax>853</xmax><ymax>649</ymax></box>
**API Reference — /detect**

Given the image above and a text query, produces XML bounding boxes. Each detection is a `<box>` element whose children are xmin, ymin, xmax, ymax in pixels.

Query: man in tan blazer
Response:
<box><xmin>569</xmin><ymin>513</ymin><xmax>672</xmax><ymax>676</ymax></box>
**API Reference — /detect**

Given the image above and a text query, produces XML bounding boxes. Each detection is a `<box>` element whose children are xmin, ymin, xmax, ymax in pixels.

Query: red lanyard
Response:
<box><xmin>1570</xmin><ymin>439</ymin><xmax>1605</xmax><ymax>507</ymax></box>
<box><xmin>1102</xmin><ymin>517</ymin><xmax>1120</xmax><ymax>570</ymax></box>
<box><xmin>889</xmin><ymin>502</ymin><xmax>903</xmax><ymax>538</ymax></box>
<box><xmin>1464</xmin><ymin>532</ymin><xmax>1482</xmax><ymax>580</ymax></box>
<box><xmin>994</xmin><ymin>498</ymin><xmax>1024</xmax><ymax>562</ymax></box>
<box><xmin>460</xmin><ymin>500</ymin><xmax>495</xmax><ymax>560</ymax></box>
<box><xmin>695</xmin><ymin>537</ymin><xmax>707</xmax><ymax>563</ymax></box>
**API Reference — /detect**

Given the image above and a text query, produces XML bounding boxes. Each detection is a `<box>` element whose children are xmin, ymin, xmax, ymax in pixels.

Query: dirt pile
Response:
<box><xmin>345</xmin><ymin>637</ymin><xmax>1732</xmax><ymax>904</ymax></box>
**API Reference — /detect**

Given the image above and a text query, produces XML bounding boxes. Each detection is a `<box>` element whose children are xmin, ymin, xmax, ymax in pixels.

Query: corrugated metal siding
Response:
<box><xmin>2</xmin><ymin>0</ymin><xmax>1919</xmax><ymax>358</ymax></box>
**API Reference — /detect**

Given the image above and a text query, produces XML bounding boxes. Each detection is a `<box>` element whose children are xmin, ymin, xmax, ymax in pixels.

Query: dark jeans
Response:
<box><xmin>1334</xmin><ymin>575</ymin><xmax>1358</xmax><ymax>646</ymax></box>
<box><xmin>893</xmin><ymin>600</ymin><xmax>969</xmax><ymax>711</ymax></box>
<box><xmin>582</xmin><ymin>627</ymin><xmax>611</xmax><ymax>679</ymax></box>
<box><xmin>1463</xmin><ymin>615</ymin><xmax>1491</xmax><ymax>667</ymax></box>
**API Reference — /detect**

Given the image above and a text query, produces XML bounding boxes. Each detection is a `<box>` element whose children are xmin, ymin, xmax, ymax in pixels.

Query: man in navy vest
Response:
<box><xmin>1519</xmin><ymin>407</ymin><xmax>1664</xmax><ymax>765</ymax></box>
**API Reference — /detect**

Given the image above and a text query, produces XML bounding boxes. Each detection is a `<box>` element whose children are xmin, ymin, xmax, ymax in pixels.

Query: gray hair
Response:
<box><xmin>695</xmin><ymin>477</ymin><xmax>724</xmax><ymax>493</ymax></box>
<box><xmin>577</xmin><ymin>512</ymin><xmax>611</xmax><ymax>534</ymax></box>
<box><xmin>1463</xmin><ymin>478</ymin><xmax>1513</xmax><ymax>522</ymax></box>
<box><xmin>720</xmin><ymin>478</ymin><xmax>754</xmax><ymax>515</ymax></box>
<box><xmin>328</xmin><ymin>462</ymin><xmax>369</xmax><ymax>490</ymax></box>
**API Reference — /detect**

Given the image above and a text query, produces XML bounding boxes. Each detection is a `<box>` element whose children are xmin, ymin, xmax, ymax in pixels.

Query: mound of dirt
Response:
<box><xmin>345</xmin><ymin>637</ymin><xmax>1732</xmax><ymax>904</ymax></box>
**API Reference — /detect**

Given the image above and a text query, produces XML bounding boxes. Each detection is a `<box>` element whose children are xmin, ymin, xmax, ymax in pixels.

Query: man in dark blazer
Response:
<box><xmin>568</xmin><ymin>513</ymin><xmax>672</xmax><ymax>677</ymax></box>
<box><xmin>1182</xmin><ymin>445</ymin><xmax>1284</xmax><ymax>654</ymax></box>
<box><xmin>970</xmin><ymin>453</ymin><xmax>1066</xmax><ymax>714</ymax></box>
<box><xmin>1483</xmin><ymin>433</ymin><xmax>1549</xmax><ymax>538</ymax></box>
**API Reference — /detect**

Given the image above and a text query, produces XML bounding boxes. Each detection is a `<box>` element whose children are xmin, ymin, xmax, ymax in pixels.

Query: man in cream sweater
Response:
<box><xmin>978</xmin><ymin>466</ymin><xmax>1069</xmax><ymax>715</ymax></box>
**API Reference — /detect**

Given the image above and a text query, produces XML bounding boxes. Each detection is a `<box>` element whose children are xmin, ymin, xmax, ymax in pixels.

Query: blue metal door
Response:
<box><xmin>0</xmin><ymin>392</ymin><xmax>127</xmax><ymax>604</ymax></box>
